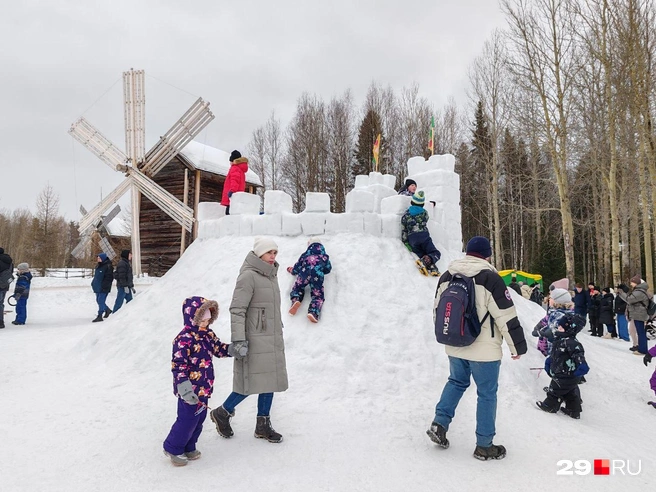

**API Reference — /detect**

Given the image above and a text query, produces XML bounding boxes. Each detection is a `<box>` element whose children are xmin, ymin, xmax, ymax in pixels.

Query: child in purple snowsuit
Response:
<box><xmin>287</xmin><ymin>238</ymin><xmax>332</xmax><ymax>323</ymax></box>
<box><xmin>644</xmin><ymin>346</ymin><xmax>656</xmax><ymax>408</ymax></box>
<box><xmin>163</xmin><ymin>296</ymin><xmax>236</xmax><ymax>466</ymax></box>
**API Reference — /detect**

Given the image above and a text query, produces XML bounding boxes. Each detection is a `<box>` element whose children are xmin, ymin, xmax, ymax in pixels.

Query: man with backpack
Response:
<box><xmin>0</xmin><ymin>247</ymin><xmax>14</xmax><ymax>329</ymax></box>
<box><xmin>426</xmin><ymin>236</ymin><xmax>527</xmax><ymax>461</ymax></box>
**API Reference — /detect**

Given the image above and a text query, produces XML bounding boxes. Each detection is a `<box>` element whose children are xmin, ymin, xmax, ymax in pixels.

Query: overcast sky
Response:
<box><xmin>0</xmin><ymin>0</ymin><xmax>506</xmax><ymax>221</ymax></box>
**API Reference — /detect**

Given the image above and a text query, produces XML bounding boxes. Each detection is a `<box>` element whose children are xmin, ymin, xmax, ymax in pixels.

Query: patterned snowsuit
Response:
<box><xmin>289</xmin><ymin>243</ymin><xmax>332</xmax><ymax>320</ymax></box>
<box><xmin>163</xmin><ymin>297</ymin><xmax>231</xmax><ymax>456</ymax></box>
<box><xmin>401</xmin><ymin>206</ymin><xmax>441</xmax><ymax>265</ymax></box>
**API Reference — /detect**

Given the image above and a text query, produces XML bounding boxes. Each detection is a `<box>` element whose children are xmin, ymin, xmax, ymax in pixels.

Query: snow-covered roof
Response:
<box><xmin>178</xmin><ymin>140</ymin><xmax>262</xmax><ymax>187</ymax></box>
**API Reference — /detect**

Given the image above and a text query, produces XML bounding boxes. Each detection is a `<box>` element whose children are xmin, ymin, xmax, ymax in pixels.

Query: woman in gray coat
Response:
<box><xmin>210</xmin><ymin>237</ymin><xmax>288</xmax><ymax>443</ymax></box>
<box><xmin>618</xmin><ymin>274</ymin><xmax>651</xmax><ymax>355</ymax></box>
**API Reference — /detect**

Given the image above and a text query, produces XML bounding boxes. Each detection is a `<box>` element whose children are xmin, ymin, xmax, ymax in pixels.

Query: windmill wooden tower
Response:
<box><xmin>69</xmin><ymin>69</ymin><xmax>214</xmax><ymax>274</ymax></box>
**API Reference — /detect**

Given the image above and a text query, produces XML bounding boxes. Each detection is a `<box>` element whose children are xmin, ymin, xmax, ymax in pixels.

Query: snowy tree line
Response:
<box><xmin>248</xmin><ymin>0</ymin><xmax>656</xmax><ymax>289</ymax></box>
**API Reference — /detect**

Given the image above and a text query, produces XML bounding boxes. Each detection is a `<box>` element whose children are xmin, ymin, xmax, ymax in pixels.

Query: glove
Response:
<box><xmin>177</xmin><ymin>380</ymin><xmax>200</xmax><ymax>405</ymax></box>
<box><xmin>228</xmin><ymin>340</ymin><xmax>249</xmax><ymax>359</ymax></box>
<box><xmin>131</xmin><ymin>287</ymin><xmax>136</xmax><ymax>294</ymax></box>
<box><xmin>228</xmin><ymin>191</ymin><xmax>234</xmax><ymax>198</ymax></box>
<box><xmin>644</xmin><ymin>353</ymin><xmax>653</xmax><ymax>367</ymax></box>
<box><xmin>573</xmin><ymin>361</ymin><xmax>589</xmax><ymax>377</ymax></box>
<box><xmin>287</xmin><ymin>266</ymin><xmax>293</xmax><ymax>274</ymax></box>
<box><xmin>404</xmin><ymin>242</ymin><xmax>412</xmax><ymax>252</ymax></box>
<box><xmin>13</xmin><ymin>292</ymin><xmax>22</xmax><ymax>301</ymax></box>
<box><xmin>123</xmin><ymin>286</ymin><xmax>130</xmax><ymax>294</ymax></box>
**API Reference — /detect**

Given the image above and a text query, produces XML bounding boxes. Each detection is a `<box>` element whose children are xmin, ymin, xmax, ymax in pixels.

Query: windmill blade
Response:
<box><xmin>124</xmin><ymin>69</ymin><xmax>145</xmax><ymax>164</ymax></box>
<box><xmin>129</xmin><ymin>168</ymin><xmax>195</xmax><ymax>232</ymax></box>
<box><xmin>97</xmin><ymin>204</ymin><xmax>121</xmax><ymax>233</ymax></box>
<box><xmin>69</xmin><ymin>117</ymin><xmax>128</xmax><ymax>171</ymax></box>
<box><xmin>79</xmin><ymin>205</ymin><xmax>88</xmax><ymax>216</ymax></box>
<box><xmin>98</xmin><ymin>236</ymin><xmax>117</xmax><ymax>260</ymax></box>
<box><xmin>140</xmin><ymin>97</ymin><xmax>214</xmax><ymax>177</ymax></box>
<box><xmin>79</xmin><ymin>179</ymin><xmax>132</xmax><ymax>234</ymax></box>
<box><xmin>71</xmin><ymin>234</ymin><xmax>92</xmax><ymax>260</ymax></box>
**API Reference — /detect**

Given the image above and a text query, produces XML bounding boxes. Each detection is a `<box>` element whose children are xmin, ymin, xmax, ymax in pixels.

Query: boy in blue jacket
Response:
<box><xmin>401</xmin><ymin>191</ymin><xmax>441</xmax><ymax>274</ymax></box>
<box><xmin>12</xmin><ymin>263</ymin><xmax>32</xmax><ymax>325</ymax></box>
<box><xmin>535</xmin><ymin>289</ymin><xmax>590</xmax><ymax>419</ymax></box>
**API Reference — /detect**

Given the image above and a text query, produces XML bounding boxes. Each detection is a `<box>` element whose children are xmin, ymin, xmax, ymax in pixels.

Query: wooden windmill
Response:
<box><xmin>69</xmin><ymin>69</ymin><xmax>214</xmax><ymax>274</ymax></box>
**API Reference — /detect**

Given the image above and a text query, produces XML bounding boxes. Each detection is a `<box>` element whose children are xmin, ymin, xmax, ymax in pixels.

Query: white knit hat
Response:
<box><xmin>16</xmin><ymin>262</ymin><xmax>30</xmax><ymax>271</ymax></box>
<box><xmin>253</xmin><ymin>237</ymin><xmax>279</xmax><ymax>257</ymax></box>
<box><xmin>307</xmin><ymin>236</ymin><xmax>322</xmax><ymax>245</ymax></box>
<box><xmin>551</xmin><ymin>288</ymin><xmax>572</xmax><ymax>304</ymax></box>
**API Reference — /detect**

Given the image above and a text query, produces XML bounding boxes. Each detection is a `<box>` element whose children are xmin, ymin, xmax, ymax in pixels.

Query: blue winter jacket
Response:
<box><xmin>14</xmin><ymin>271</ymin><xmax>32</xmax><ymax>299</ymax></box>
<box><xmin>401</xmin><ymin>206</ymin><xmax>429</xmax><ymax>243</ymax></box>
<box><xmin>573</xmin><ymin>289</ymin><xmax>588</xmax><ymax>312</ymax></box>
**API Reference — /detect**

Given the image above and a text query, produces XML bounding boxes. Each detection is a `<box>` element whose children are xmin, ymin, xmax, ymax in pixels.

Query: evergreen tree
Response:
<box><xmin>353</xmin><ymin>109</ymin><xmax>384</xmax><ymax>179</ymax></box>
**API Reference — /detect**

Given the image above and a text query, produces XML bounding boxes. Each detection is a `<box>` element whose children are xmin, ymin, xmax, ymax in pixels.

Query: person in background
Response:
<box><xmin>520</xmin><ymin>281</ymin><xmax>532</xmax><ymax>300</ymax></box>
<box><xmin>221</xmin><ymin>150</ymin><xmax>248</xmax><ymax>215</ymax></box>
<box><xmin>91</xmin><ymin>253</ymin><xmax>114</xmax><ymax>323</ymax></box>
<box><xmin>112</xmin><ymin>249</ymin><xmax>134</xmax><ymax>314</ymax></box>
<box><xmin>11</xmin><ymin>263</ymin><xmax>32</xmax><ymax>325</ymax></box>
<box><xmin>614</xmin><ymin>284</ymin><xmax>630</xmax><ymax>342</ymax></box>
<box><xmin>397</xmin><ymin>178</ymin><xmax>417</xmax><ymax>197</ymax></box>
<box><xmin>617</xmin><ymin>275</ymin><xmax>651</xmax><ymax>355</ymax></box>
<box><xmin>588</xmin><ymin>286</ymin><xmax>602</xmax><ymax>337</ymax></box>
<box><xmin>0</xmin><ymin>247</ymin><xmax>14</xmax><ymax>329</ymax></box>
<box><xmin>573</xmin><ymin>283</ymin><xmax>588</xmax><ymax>318</ymax></box>
<box><xmin>600</xmin><ymin>287</ymin><xmax>617</xmax><ymax>339</ymax></box>
<box><xmin>529</xmin><ymin>283</ymin><xmax>544</xmax><ymax>306</ymax></box>
<box><xmin>508</xmin><ymin>275</ymin><xmax>522</xmax><ymax>295</ymax></box>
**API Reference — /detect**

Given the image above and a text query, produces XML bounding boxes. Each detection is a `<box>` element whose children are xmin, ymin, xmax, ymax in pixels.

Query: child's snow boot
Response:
<box><xmin>426</xmin><ymin>422</ymin><xmax>449</xmax><ymax>449</ymax></box>
<box><xmin>289</xmin><ymin>300</ymin><xmax>301</xmax><ymax>316</ymax></box>
<box><xmin>254</xmin><ymin>416</ymin><xmax>283</xmax><ymax>443</ymax></box>
<box><xmin>307</xmin><ymin>313</ymin><xmax>318</xmax><ymax>323</ymax></box>
<box><xmin>210</xmin><ymin>405</ymin><xmax>234</xmax><ymax>438</ymax></box>
<box><xmin>92</xmin><ymin>314</ymin><xmax>103</xmax><ymax>323</ymax></box>
<box><xmin>536</xmin><ymin>401</ymin><xmax>558</xmax><ymax>413</ymax></box>
<box><xmin>560</xmin><ymin>407</ymin><xmax>581</xmax><ymax>419</ymax></box>
<box><xmin>163</xmin><ymin>450</ymin><xmax>188</xmax><ymax>466</ymax></box>
<box><xmin>184</xmin><ymin>449</ymin><xmax>201</xmax><ymax>460</ymax></box>
<box><xmin>473</xmin><ymin>444</ymin><xmax>506</xmax><ymax>460</ymax></box>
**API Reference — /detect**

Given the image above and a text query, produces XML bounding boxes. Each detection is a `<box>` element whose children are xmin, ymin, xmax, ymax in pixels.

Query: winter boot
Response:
<box><xmin>92</xmin><ymin>315</ymin><xmax>104</xmax><ymax>323</ymax></box>
<box><xmin>648</xmin><ymin>401</ymin><xmax>656</xmax><ymax>409</ymax></box>
<box><xmin>426</xmin><ymin>422</ymin><xmax>449</xmax><ymax>449</ymax></box>
<box><xmin>184</xmin><ymin>449</ymin><xmax>202</xmax><ymax>460</ymax></box>
<box><xmin>209</xmin><ymin>406</ymin><xmax>234</xmax><ymax>438</ymax></box>
<box><xmin>473</xmin><ymin>444</ymin><xmax>507</xmax><ymax>461</ymax></box>
<box><xmin>289</xmin><ymin>300</ymin><xmax>301</xmax><ymax>316</ymax></box>
<box><xmin>307</xmin><ymin>313</ymin><xmax>318</xmax><ymax>323</ymax></box>
<box><xmin>163</xmin><ymin>450</ymin><xmax>188</xmax><ymax>466</ymax></box>
<box><xmin>536</xmin><ymin>401</ymin><xmax>558</xmax><ymax>413</ymax></box>
<box><xmin>560</xmin><ymin>407</ymin><xmax>581</xmax><ymax>419</ymax></box>
<box><xmin>0</xmin><ymin>322</ymin><xmax>4</xmax><ymax>329</ymax></box>
<box><xmin>254</xmin><ymin>416</ymin><xmax>283</xmax><ymax>443</ymax></box>
<box><xmin>104</xmin><ymin>307</ymin><xmax>112</xmax><ymax>319</ymax></box>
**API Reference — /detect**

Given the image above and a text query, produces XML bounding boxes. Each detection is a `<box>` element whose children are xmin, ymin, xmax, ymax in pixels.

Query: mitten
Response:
<box><xmin>228</xmin><ymin>340</ymin><xmax>249</xmax><ymax>359</ymax></box>
<box><xmin>287</xmin><ymin>266</ymin><xmax>293</xmax><ymax>274</ymax></box>
<box><xmin>177</xmin><ymin>380</ymin><xmax>200</xmax><ymax>405</ymax></box>
<box><xmin>573</xmin><ymin>362</ymin><xmax>589</xmax><ymax>377</ymax></box>
<box><xmin>124</xmin><ymin>286</ymin><xmax>130</xmax><ymax>294</ymax></box>
<box><xmin>644</xmin><ymin>353</ymin><xmax>653</xmax><ymax>367</ymax></box>
<box><xmin>131</xmin><ymin>287</ymin><xmax>136</xmax><ymax>294</ymax></box>
<box><xmin>13</xmin><ymin>292</ymin><xmax>22</xmax><ymax>301</ymax></box>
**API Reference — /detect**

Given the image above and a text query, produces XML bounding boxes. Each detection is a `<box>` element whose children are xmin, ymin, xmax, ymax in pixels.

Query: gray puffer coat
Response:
<box><xmin>230</xmin><ymin>251</ymin><xmax>288</xmax><ymax>395</ymax></box>
<box><xmin>618</xmin><ymin>281</ymin><xmax>651</xmax><ymax>322</ymax></box>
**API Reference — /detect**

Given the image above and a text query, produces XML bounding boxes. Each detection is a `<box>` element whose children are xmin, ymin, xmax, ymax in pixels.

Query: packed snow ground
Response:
<box><xmin>1</xmin><ymin>235</ymin><xmax>653</xmax><ymax>492</ymax></box>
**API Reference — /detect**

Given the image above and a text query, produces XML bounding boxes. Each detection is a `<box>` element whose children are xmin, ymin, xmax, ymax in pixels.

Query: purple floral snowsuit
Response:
<box><xmin>290</xmin><ymin>243</ymin><xmax>332</xmax><ymax>320</ymax></box>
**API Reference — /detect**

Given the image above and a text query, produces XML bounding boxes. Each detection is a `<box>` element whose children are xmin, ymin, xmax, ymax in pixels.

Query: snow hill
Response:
<box><xmin>1</xmin><ymin>235</ymin><xmax>653</xmax><ymax>492</ymax></box>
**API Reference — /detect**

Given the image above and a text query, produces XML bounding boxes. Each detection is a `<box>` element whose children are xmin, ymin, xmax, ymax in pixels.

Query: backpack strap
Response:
<box><xmin>480</xmin><ymin>311</ymin><xmax>493</xmax><ymax>337</ymax></box>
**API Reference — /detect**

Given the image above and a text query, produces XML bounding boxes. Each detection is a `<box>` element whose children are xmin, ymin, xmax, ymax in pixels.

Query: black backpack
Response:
<box><xmin>645</xmin><ymin>298</ymin><xmax>656</xmax><ymax>318</ymax></box>
<box><xmin>0</xmin><ymin>264</ymin><xmax>15</xmax><ymax>290</ymax></box>
<box><xmin>434</xmin><ymin>273</ymin><xmax>491</xmax><ymax>347</ymax></box>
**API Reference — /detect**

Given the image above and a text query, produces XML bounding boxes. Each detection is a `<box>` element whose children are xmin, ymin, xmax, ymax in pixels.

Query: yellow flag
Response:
<box><xmin>372</xmin><ymin>133</ymin><xmax>381</xmax><ymax>171</ymax></box>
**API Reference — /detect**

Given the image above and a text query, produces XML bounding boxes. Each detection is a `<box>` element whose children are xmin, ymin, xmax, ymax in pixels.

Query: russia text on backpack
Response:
<box><xmin>434</xmin><ymin>273</ymin><xmax>491</xmax><ymax>347</ymax></box>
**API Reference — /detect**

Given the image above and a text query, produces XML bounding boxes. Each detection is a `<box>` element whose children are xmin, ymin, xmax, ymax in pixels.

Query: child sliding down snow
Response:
<box><xmin>535</xmin><ymin>289</ymin><xmax>590</xmax><ymax>419</ymax></box>
<box><xmin>287</xmin><ymin>238</ymin><xmax>332</xmax><ymax>323</ymax></box>
<box><xmin>643</xmin><ymin>347</ymin><xmax>656</xmax><ymax>409</ymax></box>
<box><xmin>163</xmin><ymin>296</ymin><xmax>241</xmax><ymax>466</ymax></box>
<box><xmin>401</xmin><ymin>190</ymin><xmax>441</xmax><ymax>274</ymax></box>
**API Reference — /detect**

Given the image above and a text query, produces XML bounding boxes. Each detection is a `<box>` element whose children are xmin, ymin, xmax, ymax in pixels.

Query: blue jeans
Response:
<box><xmin>223</xmin><ymin>392</ymin><xmax>273</xmax><ymax>416</ymax></box>
<box><xmin>617</xmin><ymin>314</ymin><xmax>629</xmax><ymax>341</ymax></box>
<box><xmin>434</xmin><ymin>357</ymin><xmax>501</xmax><ymax>447</ymax></box>
<box><xmin>95</xmin><ymin>293</ymin><xmax>109</xmax><ymax>316</ymax></box>
<box><xmin>635</xmin><ymin>320</ymin><xmax>648</xmax><ymax>354</ymax></box>
<box><xmin>112</xmin><ymin>288</ymin><xmax>133</xmax><ymax>313</ymax></box>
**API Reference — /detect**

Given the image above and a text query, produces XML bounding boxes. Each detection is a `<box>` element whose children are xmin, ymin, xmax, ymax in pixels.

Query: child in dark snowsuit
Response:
<box><xmin>287</xmin><ymin>238</ymin><xmax>332</xmax><ymax>323</ymax></box>
<box><xmin>535</xmin><ymin>288</ymin><xmax>590</xmax><ymax>419</ymax></box>
<box><xmin>12</xmin><ymin>263</ymin><xmax>32</xmax><ymax>325</ymax></box>
<box><xmin>401</xmin><ymin>190</ymin><xmax>441</xmax><ymax>270</ymax></box>
<box><xmin>163</xmin><ymin>296</ymin><xmax>237</xmax><ymax>466</ymax></box>
<box><xmin>644</xmin><ymin>347</ymin><xmax>656</xmax><ymax>409</ymax></box>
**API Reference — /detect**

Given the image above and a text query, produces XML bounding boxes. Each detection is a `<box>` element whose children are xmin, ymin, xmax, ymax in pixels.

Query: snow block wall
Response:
<box><xmin>197</xmin><ymin>155</ymin><xmax>462</xmax><ymax>252</ymax></box>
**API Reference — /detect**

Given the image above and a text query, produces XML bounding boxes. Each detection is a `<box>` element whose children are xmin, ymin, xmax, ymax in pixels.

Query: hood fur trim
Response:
<box><xmin>193</xmin><ymin>299</ymin><xmax>219</xmax><ymax>326</ymax></box>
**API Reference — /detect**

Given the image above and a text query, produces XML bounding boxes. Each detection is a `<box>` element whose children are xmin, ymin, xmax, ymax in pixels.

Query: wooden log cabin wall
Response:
<box><xmin>139</xmin><ymin>155</ymin><xmax>257</xmax><ymax>276</ymax></box>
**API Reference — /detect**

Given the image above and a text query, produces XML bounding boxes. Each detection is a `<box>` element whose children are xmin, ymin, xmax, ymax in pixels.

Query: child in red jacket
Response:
<box><xmin>221</xmin><ymin>150</ymin><xmax>249</xmax><ymax>215</ymax></box>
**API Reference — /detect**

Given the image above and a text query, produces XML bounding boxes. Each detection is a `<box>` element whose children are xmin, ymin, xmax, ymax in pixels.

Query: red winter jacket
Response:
<box><xmin>221</xmin><ymin>157</ymin><xmax>249</xmax><ymax>206</ymax></box>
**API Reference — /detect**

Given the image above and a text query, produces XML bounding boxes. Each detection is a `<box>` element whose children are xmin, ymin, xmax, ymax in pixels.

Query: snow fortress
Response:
<box><xmin>197</xmin><ymin>154</ymin><xmax>463</xmax><ymax>255</ymax></box>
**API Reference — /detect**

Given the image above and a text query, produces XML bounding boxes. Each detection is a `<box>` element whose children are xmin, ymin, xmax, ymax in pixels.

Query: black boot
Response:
<box><xmin>536</xmin><ymin>401</ymin><xmax>558</xmax><ymax>413</ymax></box>
<box><xmin>473</xmin><ymin>444</ymin><xmax>506</xmax><ymax>460</ymax></box>
<box><xmin>209</xmin><ymin>406</ymin><xmax>234</xmax><ymax>438</ymax></box>
<box><xmin>104</xmin><ymin>307</ymin><xmax>112</xmax><ymax>319</ymax></box>
<box><xmin>254</xmin><ymin>416</ymin><xmax>283</xmax><ymax>443</ymax></box>
<box><xmin>92</xmin><ymin>315</ymin><xmax>104</xmax><ymax>323</ymax></box>
<box><xmin>426</xmin><ymin>422</ymin><xmax>450</xmax><ymax>448</ymax></box>
<box><xmin>560</xmin><ymin>407</ymin><xmax>581</xmax><ymax>419</ymax></box>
